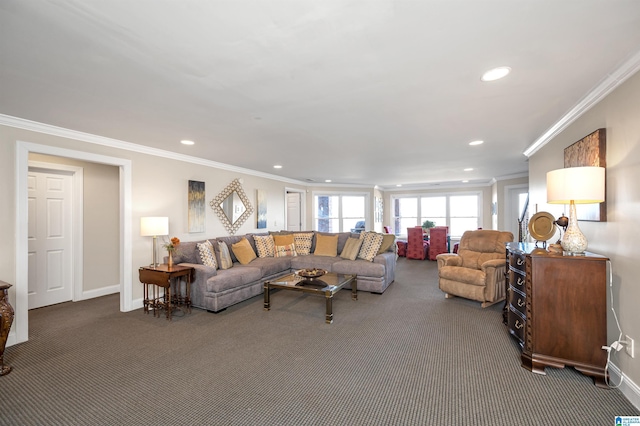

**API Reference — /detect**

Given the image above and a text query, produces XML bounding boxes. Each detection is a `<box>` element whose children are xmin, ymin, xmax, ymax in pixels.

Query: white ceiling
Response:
<box><xmin>2</xmin><ymin>1</ymin><xmax>640</xmax><ymax>189</ymax></box>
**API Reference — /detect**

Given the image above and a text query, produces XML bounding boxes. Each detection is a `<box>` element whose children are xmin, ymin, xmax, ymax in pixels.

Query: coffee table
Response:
<box><xmin>263</xmin><ymin>272</ymin><xmax>357</xmax><ymax>324</ymax></box>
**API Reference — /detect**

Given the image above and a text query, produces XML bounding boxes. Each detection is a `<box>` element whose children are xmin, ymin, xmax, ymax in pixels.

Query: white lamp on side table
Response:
<box><xmin>546</xmin><ymin>166</ymin><xmax>605</xmax><ymax>255</ymax></box>
<box><xmin>140</xmin><ymin>217</ymin><xmax>169</xmax><ymax>267</ymax></box>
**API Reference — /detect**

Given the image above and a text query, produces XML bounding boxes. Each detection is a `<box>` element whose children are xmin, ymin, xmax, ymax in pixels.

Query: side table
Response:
<box><xmin>0</xmin><ymin>281</ymin><xmax>14</xmax><ymax>376</ymax></box>
<box><xmin>139</xmin><ymin>264</ymin><xmax>194</xmax><ymax>320</ymax></box>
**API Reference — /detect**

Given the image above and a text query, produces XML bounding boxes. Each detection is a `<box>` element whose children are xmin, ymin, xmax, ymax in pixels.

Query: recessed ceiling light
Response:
<box><xmin>462</xmin><ymin>180</ymin><xmax>469</xmax><ymax>183</ymax></box>
<box><xmin>469</xmin><ymin>140</ymin><xmax>484</xmax><ymax>146</ymax></box>
<box><xmin>481</xmin><ymin>66</ymin><xmax>511</xmax><ymax>82</ymax></box>
<box><xmin>396</xmin><ymin>184</ymin><xmax>402</xmax><ymax>187</ymax></box>
<box><xmin>180</xmin><ymin>140</ymin><xmax>195</xmax><ymax>145</ymax></box>
<box><xmin>325</xmin><ymin>179</ymin><xmax>332</xmax><ymax>183</ymax></box>
<box><xmin>273</xmin><ymin>165</ymin><xmax>282</xmax><ymax>169</ymax></box>
<box><xmin>464</xmin><ymin>168</ymin><xmax>474</xmax><ymax>172</ymax></box>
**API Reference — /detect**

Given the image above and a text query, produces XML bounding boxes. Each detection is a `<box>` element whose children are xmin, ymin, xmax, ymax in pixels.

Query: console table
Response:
<box><xmin>504</xmin><ymin>243</ymin><xmax>609</xmax><ymax>387</ymax></box>
<box><xmin>139</xmin><ymin>265</ymin><xmax>193</xmax><ymax>320</ymax></box>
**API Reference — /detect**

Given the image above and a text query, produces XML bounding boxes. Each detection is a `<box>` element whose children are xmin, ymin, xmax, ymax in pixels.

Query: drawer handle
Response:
<box><xmin>516</xmin><ymin>258</ymin><xmax>524</xmax><ymax>266</ymax></box>
<box><xmin>517</xmin><ymin>277</ymin><xmax>525</xmax><ymax>286</ymax></box>
<box><xmin>515</xmin><ymin>320</ymin><xmax>524</xmax><ymax>330</ymax></box>
<box><xmin>518</xmin><ymin>298</ymin><xmax>525</xmax><ymax>307</ymax></box>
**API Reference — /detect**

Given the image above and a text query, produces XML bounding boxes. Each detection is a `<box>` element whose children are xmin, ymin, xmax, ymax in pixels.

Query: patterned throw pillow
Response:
<box><xmin>197</xmin><ymin>240</ymin><xmax>218</xmax><ymax>269</ymax></box>
<box><xmin>253</xmin><ymin>235</ymin><xmax>275</xmax><ymax>258</ymax></box>
<box><xmin>358</xmin><ymin>232</ymin><xmax>384</xmax><ymax>261</ymax></box>
<box><xmin>275</xmin><ymin>243</ymin><xmax>297</xmax><ymax>257</ymax></box>
<box><xmin>217</xmin><ymin>241</ymin><xmax>233</xmax><ymax>270</ymax></box>
<box><xmin>293</xmin><ymin>232</ymin><xmax>314</xmax><ymax>255</ymax></box>
<box><xmin>340</xmin><ymin>237</ymin><xmax>363</xmax><ymax>261</ymax></box>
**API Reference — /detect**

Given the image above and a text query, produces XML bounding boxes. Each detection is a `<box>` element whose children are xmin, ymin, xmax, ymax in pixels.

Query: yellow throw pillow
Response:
<box><xmin>314</xmin><ymin>234</ymin><xmax>338</xmax><ymax>257</ymax></box>
<box><xmin>377</xmin><ymin>233</ymin><xmax>396</xmax><ymax>255</ymax></box>
<box><xmin>231</xmin><ymin>237</ymin><xmax>257</xmax><ymax>265</ymax></box>
<box><xmin>340</xmin><ymin>237</ymin><xmax>363</xmax><ymax>261</ymax></box>
<box><xmin>273</xmin><ymin>234</ymin><xmax>295</xmax><ymax>246</ymax></box>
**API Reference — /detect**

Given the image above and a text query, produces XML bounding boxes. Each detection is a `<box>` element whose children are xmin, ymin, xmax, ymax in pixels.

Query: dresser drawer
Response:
<box><xmin>509</xmin><ymin>252</ymin><xmax>526</xmax><ymax>273</ymax></box>
<box><xmin>509</xmin><ymin>269</ymin><xmax>526</xmax><ymax>291</ymax></box>
<box><xmin>508</xmin><ymin>306</ymin><xmax>526</xmax><ymax>345</ymax></box>
<box><xmin>509</xmin><ymin>286</ymin><xmax>527</xmax><ymax>317</ymax></box>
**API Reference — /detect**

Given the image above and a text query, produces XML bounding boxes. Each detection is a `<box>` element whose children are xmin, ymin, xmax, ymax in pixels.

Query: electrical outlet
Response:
<box><xmin>625</xmin><ymin>335</ymin><xmax>635</xmax><ymax>358</ymax></box>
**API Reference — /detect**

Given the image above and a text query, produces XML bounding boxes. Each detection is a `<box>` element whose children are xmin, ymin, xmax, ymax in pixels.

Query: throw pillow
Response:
<box><xmin>358</xmin><ymin>232</ymin><xmax>384</xmax><ymax>262</ymax></box>
<box><xmin>293</xmin><ymin>232</ymin><xmax>314</xmax><ymax>255</ymax></box>
<box><xmin>340</xmin><ymin>237</ymin><xmax>363</xmax><ymax>261</ymax></box>
<box><xmin>377</xmin><ymin>233</ymin><xmax>396</xmax><ymax>255</ymax></box>
<box><xmin>314</xmin><ymin>233</ymin><xmax>338</xmax><ymax>257</ymax></box>
<box><xmin>231</xmin><ymin>238</ymin><xmax>257</xmax><ymax>265</ymax></box>
<box><xmin>273</xmin><ymin>234</ymin><xmax>295</xmax><ymax>246</ymax></box>
<box><xmin>217</xmin><ymin>241</ymin><xmax>233</xmax><ymax>270</ymax></box>
<box><xmin>275</xmin><ymin>243</ymin><xmax>297</xmax><ymax>257</ymax></box>
<box><xmin>197</xmin><ymin>240</ymin><xmax>218</xmax><ymax>269</ymax></box>
<box><xmin>253</xmin><ymin>235</ymin><xmax>275</xmax><ymax>258</ymax></box>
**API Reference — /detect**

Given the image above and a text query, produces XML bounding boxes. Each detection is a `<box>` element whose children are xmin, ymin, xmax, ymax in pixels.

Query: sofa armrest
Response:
<box><xmin>480</xmin><ymin>258</ymin><xmax>507</xmax><ymax>273</ymax></box>
<box><xmin>436</xmin><ymin>253</ymin><xmax>461</xmax><ymax>269</ymax></box>
<box><xmin>178</xmin><ymin>263</ymin><xmax>217</xmax><ymax>288</ymax></box>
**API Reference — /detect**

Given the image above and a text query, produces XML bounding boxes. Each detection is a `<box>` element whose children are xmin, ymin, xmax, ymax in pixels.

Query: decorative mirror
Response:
<box><xmin>210</xmin><ymin>179</ymin><xmax>254</xmax><ymax>235</ymax></box>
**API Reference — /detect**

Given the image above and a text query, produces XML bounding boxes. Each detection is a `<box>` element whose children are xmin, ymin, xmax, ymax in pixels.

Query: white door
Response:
<box><xmin>506</xmin><ymin>185</ymin><xmax>529</xmax><ymax>242</ymax></box>
<box><xmin>28</xmin><ymin>169</ymin><xmax>73</xmax><ymax>309</ymax></box>
<box><xmin>286</xmin><ymin>192</ymin><xmax>302</xmax><ymax>231</ymax></box>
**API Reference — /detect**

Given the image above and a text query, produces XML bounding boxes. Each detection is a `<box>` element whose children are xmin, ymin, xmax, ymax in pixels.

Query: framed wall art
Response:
<box><xmin>256</xmin><ymin>189</ymin><xmax>267</xmax><ymax>229</ymax></box>
<box><xmin>188</xmin><ymin>180</ymin><xmax>206</xmax><ymax>233</ymax></box>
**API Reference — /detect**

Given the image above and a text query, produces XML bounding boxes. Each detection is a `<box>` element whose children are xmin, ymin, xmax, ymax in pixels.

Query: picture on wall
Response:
<box><xmin>257</xmin><ymin>189</ymin><xmax>267</xmax><ymax>229</ymax></box>
<box><xmin>564</xmin><ymin>128</ymin><xmax>607</xmax><ymax>222</ymax></box>
<box><xmin>188</xmin><ymin>180</ymin><xmax>206</xmax><ymax>233</ymax></box>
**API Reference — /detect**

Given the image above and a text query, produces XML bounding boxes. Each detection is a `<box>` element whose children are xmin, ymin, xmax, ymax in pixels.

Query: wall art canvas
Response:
<box><xmin>257</xmin><ymin>189</ymin><xmax>267</xmax><ymax>229</ymax></box>
<box><xmin>188</xmin><ymin>180</ymin><xmax>206</xmax><ymax>233</ymax></box>
<box><xmin>564</xmin><ymin>128</ymin><xmax>606</xmax><ymax>222</ymax></box>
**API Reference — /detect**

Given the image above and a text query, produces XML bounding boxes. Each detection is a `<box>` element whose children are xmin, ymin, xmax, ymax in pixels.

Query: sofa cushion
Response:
<box><xmin>172</xmin><ymin>240</ymin><xmax>200</xmax><ymax>264</ymax></box>
<box><xmin>275</xmin><ymin>243</ymin><xmax>297</xmax><ymax>257</ymax></box>
<box><xmin>231</xmin><ymin>238</ymin><xmax>257</xmax><ymax>265</ymax></box>
<box><xmin>197</xmin><ymin>240</ymin><xmax>218</xmax><ymax>269</ymax></box>
<box><xmin>206</xmin><ymin>265</ymin><xmax>263</xmax><ymax>292</ymax></box>
<box><xmin>340</xmin><ymin>237</ymin><xmax>363</xmax><ymax>261</ymax></box>
<box><xmin>216</xmin><ymin>241</ymin><xmax>233</xmax><ymax>270</ymax></box>
<box><xmin>293</xmin><ymin>232</ymin><xmax>314</xmax><ymax>255</ymax></box>
<box><xmin>358</xmin><ymin>232</ymin><xmax>384</xmax><ymax>261</ymax></box>
<box><xmin>248</xmin><ymin>256</ymin><xmax>292</xmax><ymax>277</ymax></box>
<box><xmin>314</xmin><ymin>234</ymin><xmax>338</xmax><ymax>257</ymax></box>
<box><xmin>290</xmin><ymin>255</ymin><xmax>341</xmax><ymax>271</ymax></box>
<box><xmin>253</xmin><ymin>235</ymin><xmax>275</xmax><ymax>258</ymax></box>
<box><xmin>377</xmin><ymin>234</ymin><xmax>396</xmax><ymax>255</ymax></box>
<box><xmin>332</xmin><ymin>259</ymin><xmax>385</xmax><ymax>278</ymax></box>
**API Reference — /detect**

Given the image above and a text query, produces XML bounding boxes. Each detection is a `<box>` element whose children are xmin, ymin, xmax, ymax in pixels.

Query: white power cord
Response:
<box><xmin>603</xmin><ymin>260</ymin><xmax>624</xmax><ymax>388</ymax></box>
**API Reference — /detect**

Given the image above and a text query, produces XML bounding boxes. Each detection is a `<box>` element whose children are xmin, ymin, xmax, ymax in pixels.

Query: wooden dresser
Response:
<box><xmin>504</xmin><ymin>242</ymin><xmax>609</xmax><ymax>388</ymax></box>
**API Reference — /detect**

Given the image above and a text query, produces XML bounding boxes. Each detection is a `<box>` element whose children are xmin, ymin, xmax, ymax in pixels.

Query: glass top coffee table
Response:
<box><xmin>263</xmin><ymin>272</ymin><xmax>357</xmax><ymax>324</ymax></box>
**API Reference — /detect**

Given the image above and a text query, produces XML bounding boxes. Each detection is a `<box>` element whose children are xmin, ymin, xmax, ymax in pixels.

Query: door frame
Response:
<box><xmin>13</xmin><ymin>141</ymin><xmax>132</xmax><ymax>346</ymax></box>
<box><xmin>503</xmin><ymin>184</ymin><xmax>529</xmax><ymax>240</ymax></box>
<box><xmin>28</xmin><ymin>161</ymin><xmax>84</xmax><ymax>305</ymax></box>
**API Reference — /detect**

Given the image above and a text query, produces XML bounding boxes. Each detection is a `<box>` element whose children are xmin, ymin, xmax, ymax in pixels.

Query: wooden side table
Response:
<box><xmin>0</xmin><ymin>281</ymin><xmax>14</xmax><ymax>376</ymax></box>
<box><xmin>139</xmin><ymin>265</ymin><xmax>194</xmax><ymax>320</ymax></box>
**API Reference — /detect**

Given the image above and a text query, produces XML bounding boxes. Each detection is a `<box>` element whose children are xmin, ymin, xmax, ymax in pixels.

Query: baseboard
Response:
<box><xmin>610</xmin><ymin>363</ymin><xmax>640</xmax><ymax>410</ymax></box>
<box><xmin>79</xmin><ymin>285</ymin><xmax>120</xmax><ymax>301</ymax></box>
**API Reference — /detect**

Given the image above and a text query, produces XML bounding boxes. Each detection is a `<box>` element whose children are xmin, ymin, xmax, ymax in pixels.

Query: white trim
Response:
<box><xmin>311</xmin><ymin>191</ymin><xmax>371</xmax><ymax>232</ymax></box>
<box><xmin>80</xmin><ymin>285</ymin><xmax>119</xmax><ymax>301</ymax></box>
<box><xmin>524</xmin><ymin>48</ymin><xmax>640</xmax><ymax>157</ymax></box>
<box><xmin>28</xmin><ymin>161</ymin><xmax>84</xmax><ymax>304</ymax></box>
<box><xmin>609</xmin><ymin>362</ymin><xmax>640</xmax><ymax>410</ymax></box>
<box><xmin>12</xmin><ymin>141</ymin><xmax>132</xmax><ymax>346</ymax></box>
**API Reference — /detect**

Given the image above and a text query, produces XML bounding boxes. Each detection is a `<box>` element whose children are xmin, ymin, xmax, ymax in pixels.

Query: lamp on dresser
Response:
<box><xmin>546</xmin><ymin>166</ymin><xmax>605</xmax><ymax>255</ymax></box>
<box><xmin>140</xmin><ymin>217</ymin><xmax>169</xmax><ymax>267</ymax></box>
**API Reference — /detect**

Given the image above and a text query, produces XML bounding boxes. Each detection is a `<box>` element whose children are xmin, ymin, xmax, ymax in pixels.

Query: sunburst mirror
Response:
<box><xmin>210</xmin><ymin>179</ymin><xmax>254</xmax><ymax>235</ymax></box>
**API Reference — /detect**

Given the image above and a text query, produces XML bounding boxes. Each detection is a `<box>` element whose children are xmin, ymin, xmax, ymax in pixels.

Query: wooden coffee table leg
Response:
<box><xmin>263</xmin><ymin>283</ymin><xmax>271</xmax><ymax>311</ymax></box>
<box><xmin>325</xmin><ymin>294</ymin><xmax>333</xmax><ymax>324</ymax></box>
<box><xmin>352</xmin><ymin>280</ymin><xmax>357</xmax><ymax>300</ymax></box>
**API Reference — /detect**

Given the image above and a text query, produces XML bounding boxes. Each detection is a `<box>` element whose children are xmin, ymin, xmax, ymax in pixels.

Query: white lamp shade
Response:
<box><xmin>140</xmin><ymin>217</ymin><xmax>169</xmax><ymax>236</ymax></box>
<box><xmin>547</xmin><ymin>166</ymin><xmax>605</xmax><ymax>204</ymax></box>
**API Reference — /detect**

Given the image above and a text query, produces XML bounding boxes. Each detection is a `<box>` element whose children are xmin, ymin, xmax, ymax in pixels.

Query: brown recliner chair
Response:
<box><xmin>436</xmin><ymin>229</ymin><xmax>514</xmax><ymax>308</ymax></box>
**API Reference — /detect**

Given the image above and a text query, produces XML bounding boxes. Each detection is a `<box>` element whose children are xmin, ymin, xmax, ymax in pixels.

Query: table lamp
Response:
<box><xmin>140</xmin><ymin>217</ymin><xmax>169</xmax><ymax>267</ymax></box>
<box><xmin>546</xmin><ymin>166</ymin><xmax>605</xmax><ymax>255</ymax></box>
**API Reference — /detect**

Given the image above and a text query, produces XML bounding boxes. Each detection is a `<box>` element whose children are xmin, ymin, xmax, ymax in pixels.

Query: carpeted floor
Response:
<box><xmin>1</xmin><ymin>258</ymin><xmax>638</xmax><ymax>425</ymax></box>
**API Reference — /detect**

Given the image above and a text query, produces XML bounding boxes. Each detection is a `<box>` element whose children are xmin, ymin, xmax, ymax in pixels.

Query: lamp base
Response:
<box><xmin>561</xmin><ymin>201</ymin><xmax>588</xmax><ymax>255</ymax></box>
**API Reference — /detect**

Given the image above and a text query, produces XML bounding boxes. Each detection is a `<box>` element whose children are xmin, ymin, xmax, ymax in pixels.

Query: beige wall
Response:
<box><xmin>529</xmin><ymin>70</ymin><xmax>640</xmax><ymax>390</ymax></box>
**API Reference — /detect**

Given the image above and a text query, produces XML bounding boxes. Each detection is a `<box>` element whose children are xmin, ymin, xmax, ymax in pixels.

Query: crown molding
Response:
<box><xmin>0</xmin><ymin>113</ymin><xmax>306</xmax><ymax>186</ymax></box>
<box><xmin>524</xmin><ymin>48</ymin><xmax>640</xmax><ymax>157</ymax></box>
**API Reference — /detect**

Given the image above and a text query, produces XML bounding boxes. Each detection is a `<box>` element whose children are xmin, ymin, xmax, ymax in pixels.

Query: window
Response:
<box><xmin>314</xmin><ymin>193</ymin><xmax>367</xmax><ymax>232</ymax></box>
<box><xmin>391</xmin><ymin>193</ymin><xmax>481</xmax><ymax>238</ymax></box>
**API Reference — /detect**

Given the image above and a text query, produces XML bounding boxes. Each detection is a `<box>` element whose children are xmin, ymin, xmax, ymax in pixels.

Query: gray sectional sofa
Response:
<box><xmin>171</xmin><ymin>231</ymin><xmax>397</xmax><ymax>313</ymax></box>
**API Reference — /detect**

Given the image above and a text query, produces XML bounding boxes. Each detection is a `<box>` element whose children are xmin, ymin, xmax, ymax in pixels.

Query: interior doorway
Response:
<box><xmin>285</xmin><ymin>189</ymin><xmax>305</xmax><ymax>232</ymax></box>
<box><xmin>504</xmin><ymin>184</ymin><xmax>529</xmax><ymax>241</ymax></box>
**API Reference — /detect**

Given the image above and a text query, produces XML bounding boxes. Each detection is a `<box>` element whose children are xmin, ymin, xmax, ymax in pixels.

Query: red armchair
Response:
<box><xmin>406</xmin><ymin>227</ymin><xmax>429</xmax><ymax>260</ymax></box>
<box><xmin>428</xmin><ymin>226</ymin><xmax>448</xmax><ymax>260</ymax></box>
